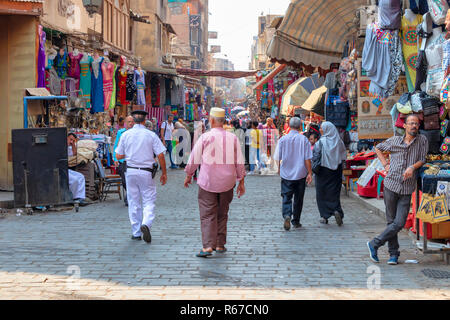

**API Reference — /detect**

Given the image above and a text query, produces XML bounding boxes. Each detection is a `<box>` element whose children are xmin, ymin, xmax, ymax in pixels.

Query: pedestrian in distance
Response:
<box><xmin>113</xmin><ymin>115</ymin><xmax>135</xmax><ymax>206</ymax></box>
<box><xmin>312</xmin><ymin>121</ymin><xmax>347</xmax><ymax>226</ymax></box>
<box><xmin>367</xmin><ymin>114</ymin><xmax>428</xmax><ymax>265</ymax></box>
<box><xmin>115</xmin><ymin>110</ymin><xmax>168</xmax><ymax>243</ymax></box>
<box><xmin>184</xmin><ymin>107</ymin><xmax>246</xmax><ymax>258</ymax></box>
<box><xmin>274</xmin><ymin>117</ymin><xmax>313</xmax><ymax>231</ymax></box>
<box><xmin>160</xmin><ymin>114</ymin><xmax>178</xmax><ymax>169</ymax></box>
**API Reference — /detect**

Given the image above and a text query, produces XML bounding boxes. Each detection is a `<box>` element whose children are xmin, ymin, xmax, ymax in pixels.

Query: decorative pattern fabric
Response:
<box><xmin>79</xmin><ymin>55</ymin><xmax>93</xmax><ymax>109</ymax></box>
<box><xmin>110</xmin><ymin>63</ymin><xmax>117</xmax><ymax>109</ymax></box>
<box><xmin>126</xmin><ymin>71</ymin><xmax>136</xmax><ymax>102</ymax></box>
<box><xmin>68</xmin><ymin>52</ymin><xmax>84</xmax><ymax>80</ymax></box>
<box><xmin>102</xmin><ymin>61</ymin><xmax>114</xmax><ymax>111</ymax></box>
<box><xmin>118</xmin><ymin>69</ymin><xmax>127</xmax><ymax>105</ymax></box>
<box><xmin>401</xmin><ymin>14</ymin><xmax>423</xmax><ymax>92</ymax></box>
<box><xmin>54</xmin><ymin>50</ymin><xmax>68</xmax><ymax>79</ymax></box>
<box><xmin>134</xmin><ymin>69</ymin><xmax>146</xmax><ymax>106</ymax></box>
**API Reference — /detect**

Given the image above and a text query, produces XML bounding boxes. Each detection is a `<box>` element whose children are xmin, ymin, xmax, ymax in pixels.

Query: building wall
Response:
<box><xmin>42</xmin><ymin>0</ymin><xmax>92</xmax><ymax>34</ymax></box>
<box><xmin>0</xmin><ymin>16</ymin><xmax>38</xmax><ymax>190</ymax></box>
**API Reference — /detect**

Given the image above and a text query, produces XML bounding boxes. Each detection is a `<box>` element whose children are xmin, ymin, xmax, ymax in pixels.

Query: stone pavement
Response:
<box><xmin>0</xmin><ymin>169</ymin><xmax>449</xmax><ymax>300</ymax></box>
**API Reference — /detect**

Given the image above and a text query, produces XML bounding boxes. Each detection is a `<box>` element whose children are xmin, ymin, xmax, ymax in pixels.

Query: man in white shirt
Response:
<box><xmin>274</xmin><ymin>117</ymin><xmax>313</xmax><ymax>231</ymax></box>
<box><xmin>116</xmin><ymin>110</ymin><xmax>168</xmax><ymax>243</ymax></box>
<box><xmin>160</xmin><ymin>114</ymin><xmax>177</xmax><ymax>169</ymax></box>
<box><xmin>67</xmin><ymin>133</ymin><xmax>87</xmax><ymax>206</ymax></box>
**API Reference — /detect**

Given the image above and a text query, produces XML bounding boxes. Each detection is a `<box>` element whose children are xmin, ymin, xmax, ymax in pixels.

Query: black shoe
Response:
<box><xmin>140</xmin><ymin>225</ymin><xmax>152</xmax><ymax>243</ymax></box>
<box><xmin>283</xmin><ymin>217</ymin><xmax>291</xmax><ymax>231</ymax></box>
<box><xmin>131</xmin><ymin>236</ymin><xmax>142</xmax><ymax>241</ymax></box>
<box><xmin>334</xmin><ymin>212</ymin><xmax>343</xmax><ymax>226</ymax></box>
<box><xmin>292</xmin><ymin>223</ymin><xmax>302</xmax><ymax>229</ymax></box>
<box><xmin>320</xmin><ymin>218</ymin><xmax>328</xmax><ymax>224</ymax></box>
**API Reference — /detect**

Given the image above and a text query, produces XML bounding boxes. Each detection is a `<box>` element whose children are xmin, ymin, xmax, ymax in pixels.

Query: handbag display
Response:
<box><xmin>395</xmin><ymin>112</ymin><xmax>407</xmax><ymax>128</ymax></box>
<box><xmin>421</xmin><ymin>96</ymin><xmax>441</xmax><ymax>115</ymax></box>
<box><xmin>424</xmin><ymin>113</ymin><xmax>441</xmax><ymax>129</ymax></box>
<box><xmin>420</xmin><ymin>129</ymin><xmax>441</xmax><ymax>154</ymax></box>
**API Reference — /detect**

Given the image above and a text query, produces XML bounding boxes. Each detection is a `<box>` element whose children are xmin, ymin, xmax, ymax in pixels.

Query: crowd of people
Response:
<box><xmin>63</xmin><ymin>106</ymin><xmax>427</xmax><ymax>266</ymax></box>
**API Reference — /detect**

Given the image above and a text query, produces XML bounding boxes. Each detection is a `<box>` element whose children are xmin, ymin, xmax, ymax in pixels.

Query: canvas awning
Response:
<box><xmin>252</xmin><ymin>64</ymin><xmax>286</xmax><ymax>91</ymax></box>
<box><xmin>267</xmin><ymin>0</ymin><xmax>366</xmax><ymax>69</ymax></box>
<box><xmin>176</xmin><ymin>68</ymin><xmax>256</xmax><ymax>79</ymax></box>
<box><xmin>280</xmin><ymin>74</ymin><xmax>324</xmax><ymax>116</ymax></box>
<box><xmin>301</xmin><ymin>85</ymin><xmax>327</xmax><ymax>116</ymax></box>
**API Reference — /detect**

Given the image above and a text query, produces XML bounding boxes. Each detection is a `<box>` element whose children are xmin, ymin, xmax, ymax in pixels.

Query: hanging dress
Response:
<box><xmin>401</xmin><ymin>14</ymin><xmax>422</xmax><ymax>92</ymax></box>
<box><xmin>90</xmin><ymin>56</ymin><xmax>104</xmax><ymax>114</ymax></box>
<box><xmin>126</xmin><ymin>71</ymin><xmax>136</xmax><ymax>103</ymax></box>
<box><xmin>79</xmin><ymin>54</ymin><xmax>93</xmax><ymax>109</ymax></box>
<box><xmin>110</xmin><ymin>63</ymin><xmax>117</xmax><ymax>109</ymax></box>
<box><xmin>134</xmin><ymin>69</ymin><xmax>146</xmax><ymax>106</ymax></box>
<box><xmin>102</xmin><ymin>61</ymin><xmax>114</xmax><ymax>111</ymax></box>
<box><xmin>118</xmin><ymin>68</ymin><xmax>128</xmax><ymax>105</ymax></box>
<box><xmin>37</xmin><ymin>30</ymin><xmax>46</xmax><ymax>88</ymax></box>
<box><xmin>54</xmin><ymin>50</ymin><xmax>68</xmax><ymax>79</ymax></box>
<box><xmin>68</xmin><ymin>52</ymin><xmax>84</xmax><ymax>90</ymax></box>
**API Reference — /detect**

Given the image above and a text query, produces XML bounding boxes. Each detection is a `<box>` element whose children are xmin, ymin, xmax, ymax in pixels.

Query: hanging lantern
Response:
<box><xmin>82</xmin><ymin>0</ymin><xmax>103</xmax><ymax>17</ymax></box>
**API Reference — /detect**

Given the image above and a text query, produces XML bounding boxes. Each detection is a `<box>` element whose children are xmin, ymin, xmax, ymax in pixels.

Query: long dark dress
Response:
<box><xmin>313</xmin><ymin>144</ymin><xmax>344</xmax><ymax>220</ymax></box>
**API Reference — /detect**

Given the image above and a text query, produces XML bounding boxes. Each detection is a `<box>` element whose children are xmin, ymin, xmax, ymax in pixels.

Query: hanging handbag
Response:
<box><xmin>421</xmin><ymin>96</ymin><xmax>441</xmax><ymax>115</ymax></box>
<box><xmin>424</xmin><ymin>113</ymin><xmax>441</xmax><ymax>129</ymax></box>
<box><xmin>427</xmin><ymin>0</ymin><xmax>450</xmax><ymax>25</ymax></box>
<box><xmin>420</xmin><ymin>129</ymin><xmax>441</xmax><ymax>154</ymax></box>
<box><xmin>416</xmin><ymin>13</ymin><xmax>433</xmax><ymax>91</ymax></box>
<box><xmin>395</xmin><ymin>112</ymin><xmax>407</xmax><ymax>128</ymax></box>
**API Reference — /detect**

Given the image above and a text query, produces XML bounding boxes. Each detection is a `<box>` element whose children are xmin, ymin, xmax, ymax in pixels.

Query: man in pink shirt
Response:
<box><xmin>184</xmin><ymin>107</ymin><xmax>246</xmax><ymax>258</ymax></box>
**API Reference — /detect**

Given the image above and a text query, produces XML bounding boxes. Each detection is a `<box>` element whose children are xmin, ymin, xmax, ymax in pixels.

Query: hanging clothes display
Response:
<box><xmin>65</xmin><ymin>78</ymin><xmax>77</xmax><ymax>97</ymax></box>
<box><xmin>134</xmin><ymin>68</ymin><xmax>146</xmax><ymax>106</ymax></box>
<box><xmin>401</xmin><ymin>12</ymin><xmax>423</xmax><ymax>92</ymax></box>
<box><xmin>47</xmin><ymin>68</ymin><xmax>61</xmax><ymax>95</ymax></box>
<box><xmin>37</xmin><ymin>27</ymin><xmax>46</xmax><ymax>88</ymax></box>
<box><xmin>68</xmin><ymin>52</ymin><xmax>84</xmax><ymax>89</ymax></box>
<box><xmin>79</xmin><ymin>54</ymin><xmax>93</xmax><ymax>109</ymax></box>
<box><xmin>126</xmin><ymin>70</ymin><xmax>136</xmax><ymax>103</ymax></box>
<box><xmin>378</xmin><ymin>0</ymin><xmax>402</xmax><ymax>30</ymax></box>
<box><xmin>159</xmin><ymin>77</ymin><xmax>166</xmax><ymax>106</ymax></box>
<box><xmin>362</xmin><ymin>22</ymin><xmax>402</xmax><ymax>99</ymax></box>
<box><xmin>101</xmin><ymin>59</ymin><xmax>115</xmax><ymax>111</ymax></box>
<box><xmin>110</xmin><ymin>63</ymin><xmax>117</xmax><ymax>109</ymax></box>
<box><xmin>118</xmin><ymin>68</ymin><xmax>128</xmax><ymax>105</ymax></box>
<box><xmin>90</xmin><ymin>56</ymin><xmax>104</xmax><ymax>114</ymax></box>
<box><xmin>150</xmin><ymin>76</ymin><xmax>160</xmax><ymax>106</ymax></box>
<box><xmin>54</xmin><ymin>49</ymin><xmax>68</xmax><ymax>79</ymax></box>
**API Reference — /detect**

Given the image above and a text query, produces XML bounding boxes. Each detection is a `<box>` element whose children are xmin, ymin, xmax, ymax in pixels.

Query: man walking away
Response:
<box><xmin>113</xmin><ymin>116</ymin><xmax>135</xmax><ymax>206</ymax></box>
<box><xmin>161</xmin><ymin>114</ymin><xmax>178</xmax><ymax>169</ymax></box>
<box><xmin>184</xmin><ymin>108</ymin><xmax>246</xmax><ymax>257</ymax></box>
<box><xmin>115</xmin><ymin>110</ymin><xmax>168</xmax><ymax>243</ymax></box>
<box><xmin>274</xmin><ymin>117</ymin><xmax>313</xmax><ymax>230</ymax></box>
<box><xmin>367</xmin><ymin>114</ymin><xmax>428</xmax><ymax>265</ymax></box>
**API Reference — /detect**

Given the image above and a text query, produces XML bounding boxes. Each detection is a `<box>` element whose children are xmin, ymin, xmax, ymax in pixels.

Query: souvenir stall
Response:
<box><xmin>351</xmin><ymin>0</ymin><xmax>450</xmax><ymax>259</ymax></box>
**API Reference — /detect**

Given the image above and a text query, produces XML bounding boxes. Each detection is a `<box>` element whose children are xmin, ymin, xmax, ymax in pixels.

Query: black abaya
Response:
<box><xmin>315</xmin><ymin>163</ymin><xmax>344</xmax><ymax>220</ymax></box>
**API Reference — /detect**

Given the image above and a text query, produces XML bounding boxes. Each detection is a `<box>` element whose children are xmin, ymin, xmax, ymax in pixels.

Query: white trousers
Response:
<box><xmin>68</xmin><ymin>169</ymin><xmax>86</xmax><ymax>200</ymax></box>
<box><xmin>126</xmin><ymin>169</ymin><xmax>157</xmax><ymax>237</ymax></box>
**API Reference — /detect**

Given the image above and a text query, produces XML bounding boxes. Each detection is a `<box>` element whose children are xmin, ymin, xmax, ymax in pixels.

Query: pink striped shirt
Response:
<box><xmin>185</xmin><ymin>127</ymin><xmax>246</xmax><ymax>193</ymax></box>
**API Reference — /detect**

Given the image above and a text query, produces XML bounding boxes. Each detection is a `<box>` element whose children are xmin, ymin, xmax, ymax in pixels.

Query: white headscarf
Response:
<box><xmin>319</xmin><ymin>122</ymin><xmax>347</xmax><ymax>170</ymax></box>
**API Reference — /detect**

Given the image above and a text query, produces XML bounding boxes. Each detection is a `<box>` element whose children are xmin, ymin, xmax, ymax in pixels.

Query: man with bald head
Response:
<box><xmin>274</xmin><ymin>117</ymin><xmax>313</xmax><ymax>231</ymax></box>
<box><xmin>114</xmin><ymin>115</ymin><xmax>135</xmax><ymax>206</ymax></box>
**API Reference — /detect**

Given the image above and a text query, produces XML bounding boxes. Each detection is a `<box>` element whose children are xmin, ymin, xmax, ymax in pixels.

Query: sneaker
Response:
<box><xmin>283</xmin><ymin>217</ymin><xmax>291</xmax><ymax>231</ymax></box>
<box><xmin>292</xmin><ymin>223</ymin><xmax>302</xmax><ymax>229</ymax></box>
<box><xmin>387</xmin><ymin>256</ymin><xmax>399</xmax><ymax>265</ymax></box>
<box><xmin>367</xmin><ymin>241</ymin><xmax>379</xmax><ymax>263</ymax></box>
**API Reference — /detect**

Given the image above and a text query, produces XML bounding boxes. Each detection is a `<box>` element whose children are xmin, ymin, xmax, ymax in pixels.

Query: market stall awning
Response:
<box><xmin>267</xmin><ymin>0</ymin><xmax>366</xmax><ymax>69</ymax></box>
<box><xmin>176</xmin><ymin>68</ymin><xmax>257</xmax><ymax>79</ymax></box>
<box><xmin>252</xmin><ymin>64</ymin><xmax>286</xmax><ymax>91</ymax></box>
<box><xmin>301</xmin><ymin>85</ymin><xmax>327</xmax><ymax>116</ymax></box>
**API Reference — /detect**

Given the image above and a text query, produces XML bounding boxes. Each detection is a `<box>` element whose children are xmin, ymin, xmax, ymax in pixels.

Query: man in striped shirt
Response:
<box><xmin>367</xmin><ymin>114</ymin><xmax>428</xmax><ymax>265</ymax></box>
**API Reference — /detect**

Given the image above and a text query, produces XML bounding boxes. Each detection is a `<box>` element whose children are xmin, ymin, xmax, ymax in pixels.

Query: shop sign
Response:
<box><xmin>210</xmin><ymin>45</ymin><xmax>221</xmax><ymax>53</ymax></box>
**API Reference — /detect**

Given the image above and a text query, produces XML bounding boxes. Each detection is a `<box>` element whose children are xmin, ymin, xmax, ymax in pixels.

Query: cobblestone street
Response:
<box><xmin>0</xmin><ymin>169</ymin><xmax>449</xmax><ymax>300</ymax></box>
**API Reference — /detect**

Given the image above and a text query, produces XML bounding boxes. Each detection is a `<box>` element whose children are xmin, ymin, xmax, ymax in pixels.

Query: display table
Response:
<box><xmin>343</xmin><ymin>153</ymin><xmax>376</xmax><ymax>195</ymax></box>
<box><xmin>412</xmin><ymin>167</ymin><xmax>450</xmax><ymax>264</ymax></box>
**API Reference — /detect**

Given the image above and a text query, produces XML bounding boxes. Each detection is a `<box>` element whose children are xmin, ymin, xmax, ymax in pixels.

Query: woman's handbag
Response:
<box><xmin>424</xmin><ymin>113</ymin><xmax>441</xmax><ymax>129</ymax></box>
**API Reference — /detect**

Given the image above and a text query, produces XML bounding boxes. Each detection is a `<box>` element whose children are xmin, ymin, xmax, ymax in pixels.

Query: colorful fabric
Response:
<box><xmin>68</xmin><ymin>52</ymin><xmax>84</xmax><ymax>80</ymax></box>
<box><xmin>90</xmin><ymin>56</ymin><xmax>104</xmax><ymax>114</ymax></box>
<box><xmin>110</xmin><ymin>63</ymin><xmax>117</xmax><ymax>109</ymax></box>
<box><xmin>401</xmin><ymin>14</ymin><xmax>422</xmax><ymax>92</ymax></box>
<box><xmin>79</xmin><ymin>55</ymin><xmax>93</xmax><ymax>109</ymax></box>
<box><xmin>54</xmin><ymin>50</ymin><xmax>68</xmax><ymax>79</ymax></box>
<box><xmin>134</xmin><ymin>69</ymin><xmax>146</xmax><ymax>105</ymax></box>
<box><xmin>118</xmin><ymin>69</ymin><xmax>127</xmax><ymax>105</ymax></box>
<box><xmin>37</xmin><ymin>30</ymin><xmax>46</xmax><ymax>88</ymax></box>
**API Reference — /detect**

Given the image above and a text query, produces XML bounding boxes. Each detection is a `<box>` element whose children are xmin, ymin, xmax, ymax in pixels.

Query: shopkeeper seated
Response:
<box><xmin>67</xmin><ymin>133</ymin><xmax>87</xmax><ymax>206</ymax></box>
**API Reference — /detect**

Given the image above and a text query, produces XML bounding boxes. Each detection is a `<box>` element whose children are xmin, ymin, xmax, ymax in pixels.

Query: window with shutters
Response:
<box><xmin>103</xmin><ymin>0</ymin><xmax>130</xmax><ymax>51</ymax></box>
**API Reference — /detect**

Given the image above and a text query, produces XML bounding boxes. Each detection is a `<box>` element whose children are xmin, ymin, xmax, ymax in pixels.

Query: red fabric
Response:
<box><xmin>118</xmin><ymin>72</ymin><xmax>127</xmax><ymax>105</ymax></box>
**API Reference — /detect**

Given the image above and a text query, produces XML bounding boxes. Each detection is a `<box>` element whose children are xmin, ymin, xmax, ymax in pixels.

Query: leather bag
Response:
<box><xmin>424</xmin><ymin>113</ymin><xmax>440</xmax><ymax>130</ymax></box>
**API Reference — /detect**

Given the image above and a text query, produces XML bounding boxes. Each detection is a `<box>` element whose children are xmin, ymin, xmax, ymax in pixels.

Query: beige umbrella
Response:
<box><xmin>301</xmin><ymin>85</ymin><xmax>327</xmax><ymax>116</ymax></box>
<box><xmin>280</xmin><ymin>77</ymin><xmax>313</xmax><ymax>116</ymax></box>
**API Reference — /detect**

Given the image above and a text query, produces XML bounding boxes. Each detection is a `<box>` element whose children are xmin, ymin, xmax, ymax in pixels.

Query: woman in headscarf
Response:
<box><xmin>313</xmin><ymin>122</ymin><xmax>347</xmax><ymax>226</ymax></box>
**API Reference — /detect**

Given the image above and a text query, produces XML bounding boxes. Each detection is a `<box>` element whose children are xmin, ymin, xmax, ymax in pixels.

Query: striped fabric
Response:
<box><xmin>375</xmin><ymin>134</ymin><xmax>428</xmax><ymax>195</ymax></box>
<box><xmin>146</xmin><ymin>106</ymin><xmax>166</xmax><ymax>130</ymax></box>
<box><xmin>267</xmin><ymin>0</ymin><xmax>367</xmax><ymax>68</ymax></box>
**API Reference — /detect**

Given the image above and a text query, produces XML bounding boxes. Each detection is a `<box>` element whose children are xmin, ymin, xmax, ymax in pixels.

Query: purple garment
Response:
<box><xmin>68</xmin><ymin>52</ymin><xmax>84</xmax><ymax>79</ymax></box>
<box><xmin>378</xmin><ymin>0</ymin><xmax>402</xmax><ymax>30</ymax></box>
<box><xmin>37</xmin><ymin>30</ymin><xmax>46</xmax><ymax>88</ymax></box>
<box><xmin>273</xmin><ymin>131</ymin><xmax>313</xmax><ymax>181</ymax></box>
